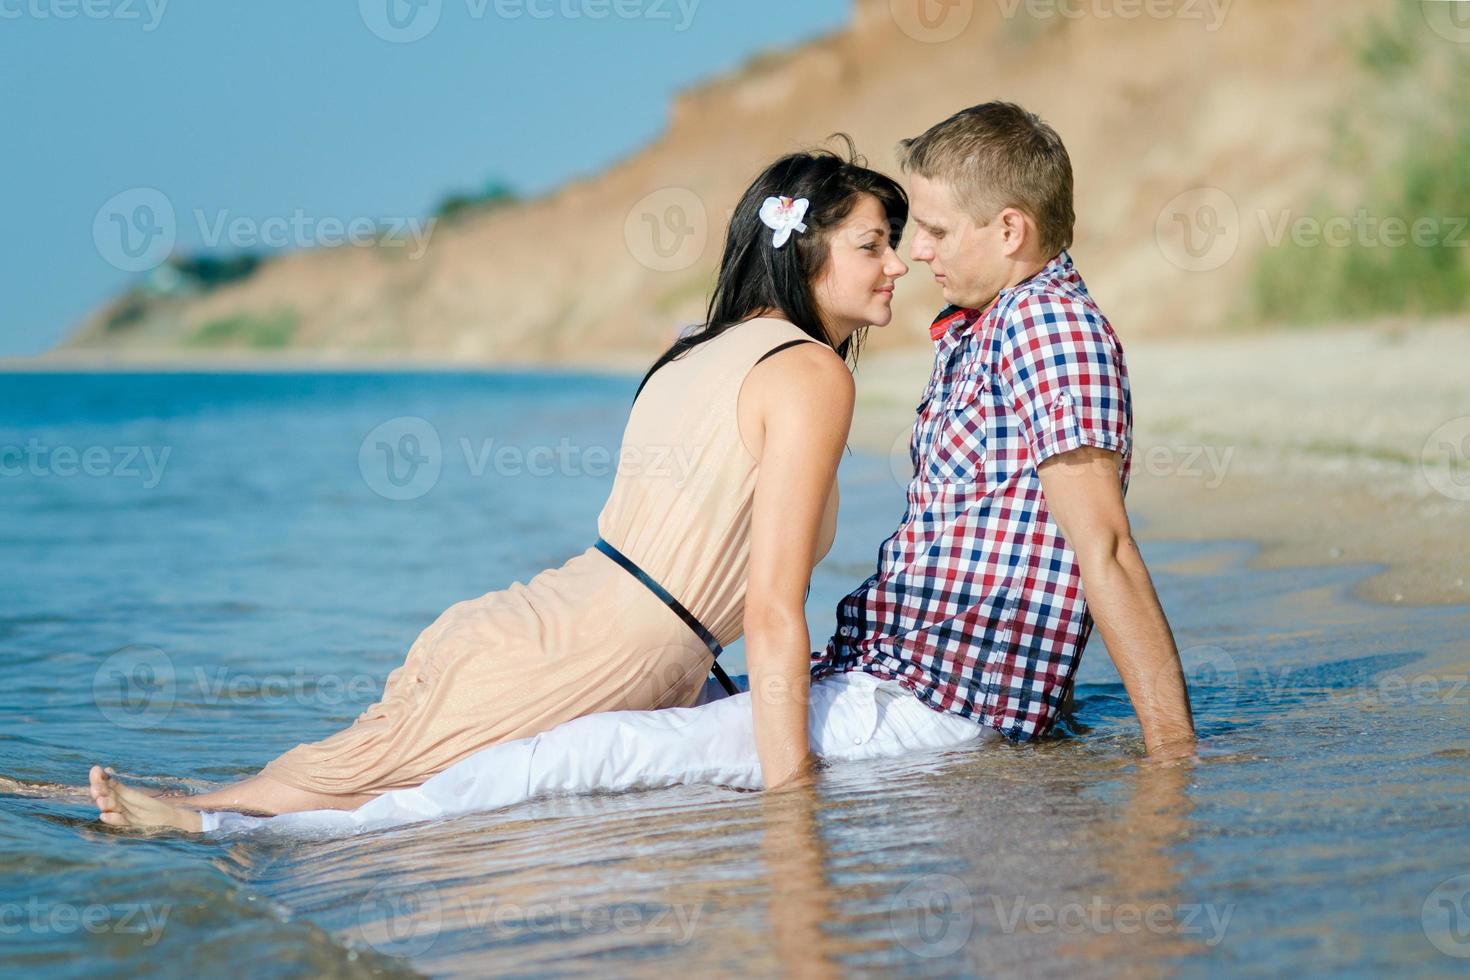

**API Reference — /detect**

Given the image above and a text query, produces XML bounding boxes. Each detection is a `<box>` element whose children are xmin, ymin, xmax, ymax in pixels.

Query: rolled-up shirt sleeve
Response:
<box><xmin>998</xmin><ymin>292</ymin><xmax>1130</xmax><ymax>466</ymax></box>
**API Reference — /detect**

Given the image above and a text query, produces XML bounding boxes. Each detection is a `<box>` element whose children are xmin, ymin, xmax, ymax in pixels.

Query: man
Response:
<box><xmin>176</xmin><ymin>102</ymin><xmax>1194</xmax><ymax>839</ymax></box>
<box><xmin>812</xmin><ymin>101</ymin><xmax>1196</xmax><ymax>755</ymax></box>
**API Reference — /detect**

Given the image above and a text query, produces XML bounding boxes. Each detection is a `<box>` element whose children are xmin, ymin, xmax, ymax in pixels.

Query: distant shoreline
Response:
<box><xmin>0</xmin><ymin>351</ymin><xmax>647</xmax><ymax>376</ymax></box>
<box><xmin>9</xmin><ymin>323</ymin><xmax>1467</xmax><ymax>608</ymax></box>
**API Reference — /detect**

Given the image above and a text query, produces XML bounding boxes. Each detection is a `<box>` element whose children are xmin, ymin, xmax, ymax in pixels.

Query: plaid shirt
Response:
<box><xmin>812</xmin><ymin>250</ymin><xmax>1132</xmax><ymax>741</ymax></box>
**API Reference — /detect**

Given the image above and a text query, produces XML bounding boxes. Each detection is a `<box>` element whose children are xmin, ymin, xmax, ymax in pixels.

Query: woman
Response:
<box><xmin>90</xmin><ymin>136</ymin><xmax>911</xmax><ymax>832</ymax></box>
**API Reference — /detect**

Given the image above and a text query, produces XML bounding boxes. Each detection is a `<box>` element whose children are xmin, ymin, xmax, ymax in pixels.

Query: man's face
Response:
<box><xmin>906</xmin><ymin>174</ymin><xmax>1009</xmax><ymax>311</ymax></box>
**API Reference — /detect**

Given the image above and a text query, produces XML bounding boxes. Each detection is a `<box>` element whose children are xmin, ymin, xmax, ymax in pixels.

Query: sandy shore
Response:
<box><xmin>848</xmin><ymin>318</ymin><xmax>1470</xmax><ymax>608</ymax></box>
<box><xmin>8</xmin><ymin>320</ymin><xmax>1467</xmax><ymax>606</ymax></box>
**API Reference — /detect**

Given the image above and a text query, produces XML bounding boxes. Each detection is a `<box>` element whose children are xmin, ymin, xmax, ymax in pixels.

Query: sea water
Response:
<box><xmin>2</xmin><ymin>370</ymin><xmax>1468</xmax><ymax>977</ymax></box>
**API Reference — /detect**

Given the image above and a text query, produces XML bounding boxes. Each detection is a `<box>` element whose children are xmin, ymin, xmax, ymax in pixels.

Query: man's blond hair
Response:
<box><xmin>898</xmin><ymin>102</ymin><xmax>1075</xmax><ymax>257</ymax></box>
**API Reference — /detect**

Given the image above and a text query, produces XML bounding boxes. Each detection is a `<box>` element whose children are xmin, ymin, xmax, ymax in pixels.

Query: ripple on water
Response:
<box><xmin>3</xmin><ymin>372</ymin><xmax>1468</xmax><ymax>976</ymax></box>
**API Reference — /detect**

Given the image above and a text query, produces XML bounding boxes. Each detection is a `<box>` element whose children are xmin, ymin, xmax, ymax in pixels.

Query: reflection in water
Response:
<box><xmin>206</xmin><ymin>739</ymin><xmax>1215</xmax><ymax>976</ymax></box>
<box><xmin>5</xmin><ymin>373</ymin><xmax>1470</xmax><ymax>975</ymax></box>
<box><xmin>760</xmin><ymin>785</ymin><xmax>839</xmax><ymax>978</ymax></box>
<box><xmin>801</xmin><ymin>739</ymin><xmax>1208</xmax><ymax>975</ymax></box>
<box><xmin>1046</xmin><ymin>755</ymin><xmax>1204</xmax><ymax>974</ymax></box>
<box><xmin>215</xmin><ymin>731</ymin><xmax>1217</xmax><ymax>974</ymax></box>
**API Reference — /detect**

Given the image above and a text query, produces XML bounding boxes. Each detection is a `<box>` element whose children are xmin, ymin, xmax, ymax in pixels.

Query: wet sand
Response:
<box><xmin>10</xmin><ymin>320</ymin><xmax>1467</xmax><ymax>610</ymax></box>
<box><xmin>847</xmin><ymin>319</ymin><xmax>1470</xmax><ymax>609</ymax></box>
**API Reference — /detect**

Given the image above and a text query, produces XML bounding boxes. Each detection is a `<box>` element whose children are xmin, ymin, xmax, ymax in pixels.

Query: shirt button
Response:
<box><xmin>853</xmin><ymin>736</ymin><xmax>863</xmax><ymax>744</ymax></box>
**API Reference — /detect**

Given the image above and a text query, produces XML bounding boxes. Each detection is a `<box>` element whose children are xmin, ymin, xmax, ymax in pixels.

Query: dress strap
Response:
<box><xmin>595</xmin><ymin>537</ymin><xmax>739</xmax><ymax>696</ymax></box>
<box><xmin>753</xmin><ymin>338</ymin><xmax>820</xmax><ymax>366</ymax></box>
<box><xmin>633</xmin><ymin>332</ymin><xmax>822</xmax><ymax>406</ymax></box>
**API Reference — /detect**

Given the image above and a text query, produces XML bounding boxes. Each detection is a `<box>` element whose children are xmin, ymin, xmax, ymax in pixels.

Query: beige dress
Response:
<box><xmin>262</xmin><ymin>318</ymin><xmax>840</xmax><ymax>796</ymax></box>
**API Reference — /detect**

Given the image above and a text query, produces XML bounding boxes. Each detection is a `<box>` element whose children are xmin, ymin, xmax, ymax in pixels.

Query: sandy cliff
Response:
<box><xmin>58</xmin><ymin>0</ymin><xmax>1401</xmax><ymax>363</ymax></box>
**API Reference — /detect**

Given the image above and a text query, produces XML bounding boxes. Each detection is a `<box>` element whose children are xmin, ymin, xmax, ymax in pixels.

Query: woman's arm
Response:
<box><xmin>740</xmin><ymin>343</ymin><xmax>855</xmax><ymax>789</ymax></box>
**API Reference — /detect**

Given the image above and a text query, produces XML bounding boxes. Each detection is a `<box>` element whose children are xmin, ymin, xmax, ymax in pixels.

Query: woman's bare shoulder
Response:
<box><xmin>746</xmin><ymin>337</ymin><xmax>854</xmax><ymax>412</ymax></box>
<box><xmin>763</xmin><ymin>338</ymin><xmax>852</xmax><ymax>386</ymax></box>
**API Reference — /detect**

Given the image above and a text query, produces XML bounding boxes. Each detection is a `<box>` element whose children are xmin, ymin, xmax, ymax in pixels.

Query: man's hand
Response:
<box><xmin>1037</xmin><ymin>446</ymin><xmax>1196</xmax><ymax>754</ymax></box>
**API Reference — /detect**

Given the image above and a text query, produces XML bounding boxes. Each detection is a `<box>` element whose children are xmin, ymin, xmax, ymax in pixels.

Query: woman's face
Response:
<box><xmin>811</xmin><ymin>193</ymin><xmax>909</xmax><ymax>343</ymax></box>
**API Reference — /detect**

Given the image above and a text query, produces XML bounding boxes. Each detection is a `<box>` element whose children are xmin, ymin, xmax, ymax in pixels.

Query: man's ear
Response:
<box><xmin>997</xmin><ymin>207</ymin><xmax>1031</xmax><ymax>256</ymax></box>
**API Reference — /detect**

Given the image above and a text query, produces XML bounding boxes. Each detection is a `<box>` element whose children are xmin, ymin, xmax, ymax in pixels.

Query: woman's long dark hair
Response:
<box><xmin>635</xmin><ymin>134</ymin><xmax>908</xmax><ymax>401</ymax></box>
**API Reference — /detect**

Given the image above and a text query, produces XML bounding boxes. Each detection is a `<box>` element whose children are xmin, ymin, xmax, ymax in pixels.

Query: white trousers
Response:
<box><xmin>198</xmin><ymin>671</ymin><xmax>998</xmax><ymax>837</ymax></box>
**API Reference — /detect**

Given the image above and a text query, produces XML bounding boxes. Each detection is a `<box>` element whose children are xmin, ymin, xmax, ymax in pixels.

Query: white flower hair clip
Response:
<box><xmin>758</xmin><ymin>196</ymin><xmax>810</xmax><ymax>248</ymax></box>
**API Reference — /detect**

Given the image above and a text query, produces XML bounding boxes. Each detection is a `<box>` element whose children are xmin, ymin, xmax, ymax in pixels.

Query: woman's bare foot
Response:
<box><xmin>88</xmin><ymin>765</ymin><xmax>203</xmax><ymax>833</ymax></box>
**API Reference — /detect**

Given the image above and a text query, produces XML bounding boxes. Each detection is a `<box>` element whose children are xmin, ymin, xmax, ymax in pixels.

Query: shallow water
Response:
<box><xmin>2</xmin><ymin>371</ymin><xmax>1468</xmax><ymax>977</ymax></box>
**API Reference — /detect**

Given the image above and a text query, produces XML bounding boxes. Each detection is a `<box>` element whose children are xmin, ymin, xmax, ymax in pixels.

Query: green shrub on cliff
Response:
<box><xmin>1250</xmin><ymin>8</ymin><xmax>1470</xmax><ymax>325</ymax></box>
<box><xmin>433</xmin><ymin>178</ymin><xmax>518</xmax><ymax>223</ymax></box>
<box><xmin>187</xmin><ymin>309</ymin><xmax>300</xmax><ymax>349</ymax></box>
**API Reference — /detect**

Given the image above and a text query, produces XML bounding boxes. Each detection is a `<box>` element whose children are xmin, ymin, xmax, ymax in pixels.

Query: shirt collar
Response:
<box><xmin>928</xmin><ymin>250</ymin><xmax>1071</xmax><ymax>342</ymax></box>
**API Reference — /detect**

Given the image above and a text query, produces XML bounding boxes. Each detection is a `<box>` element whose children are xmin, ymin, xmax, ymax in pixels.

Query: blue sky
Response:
<box><xmin>0</xmin><ymin>0</ymin><xmax>850</xmax><ymax>357</ymax></box>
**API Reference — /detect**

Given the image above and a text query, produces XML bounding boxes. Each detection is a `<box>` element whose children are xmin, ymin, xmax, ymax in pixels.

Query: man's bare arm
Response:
<box><xmin>1037</xmin><ymin>445</ymin><xmax>1196</xmax><ymax>754</ymax></box>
